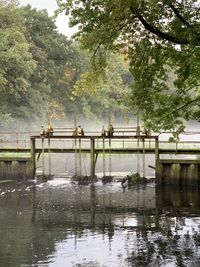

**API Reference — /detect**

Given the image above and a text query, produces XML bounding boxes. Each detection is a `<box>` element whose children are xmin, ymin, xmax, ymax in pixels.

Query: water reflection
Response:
<box><xmin>0</xmin><ymin>180</ymin><xmax>200</xmax><ymax>266</ymax></box>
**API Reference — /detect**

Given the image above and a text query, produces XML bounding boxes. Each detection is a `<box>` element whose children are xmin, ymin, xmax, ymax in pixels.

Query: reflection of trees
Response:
<box><xmin>126</xmin><ymin>217</ymin><xmax>200</xmax><ymax>266</ymax></box>
<box><xmin>0</xmin><ymin>182</ymin><xmax>56</xmax><ymax>267</ymax></box>
<box><xmin>124</xmin><ymin>185</ymin><xmax>200</xmax><ymax>266</ymax></box>
<box><xmin>33</xmin><ymin>184</ymin><xmax>200</xmax><ymax>267</ymax></box>
<box><xmin>1</xmin><ymin>182</ymin><xmax>200</xmax><ymax>266</ymax></box>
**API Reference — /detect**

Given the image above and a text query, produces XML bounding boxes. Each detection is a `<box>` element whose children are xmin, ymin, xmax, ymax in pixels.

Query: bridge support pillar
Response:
<box><xmin>90</xmin><ymin>138</ymin><xmax>95</xmax><ymax>179</ymax></box>
<box><xmin>156</xmin><ymin>160</ymin><xmax>200</xmax><ymax>187</ymax></box>
<box><xmin>187</xmin><ymin>164</ymin><xmax>199</xmax><ymax>187</ymax></box>
<box><xmin>30</xmin><ymin>137</ymin><xmax>36</xmax><ymax>178</ymax></box>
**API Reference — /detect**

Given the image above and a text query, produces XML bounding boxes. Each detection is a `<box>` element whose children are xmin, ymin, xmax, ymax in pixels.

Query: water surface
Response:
<box><xmin>0</xmin><ymin>179</ymin><xmax>200</xmax><ymax>267</ymax></box>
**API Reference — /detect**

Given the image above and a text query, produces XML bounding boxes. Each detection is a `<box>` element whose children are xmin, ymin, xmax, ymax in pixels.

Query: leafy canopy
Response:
<box><xmin>57</xmin><ymin>0</ymin><xmax>200</xmax><ymax>131</ymax></box>
<box><xmin>0</xmin><ymin>2</ymin><xmax>36</xmax><ymax>126</ymax></box>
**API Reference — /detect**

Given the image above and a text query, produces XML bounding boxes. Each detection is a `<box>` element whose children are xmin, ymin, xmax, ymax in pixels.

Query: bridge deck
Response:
<box><xmin>0</xmin><ymin>147</ymin><xmax>200</xmax><ymax>154</ymax></box>
<box><xmin>1</xmin><ymin>134</ymin><xmax>200</xmax><ymax>155</ymax></box>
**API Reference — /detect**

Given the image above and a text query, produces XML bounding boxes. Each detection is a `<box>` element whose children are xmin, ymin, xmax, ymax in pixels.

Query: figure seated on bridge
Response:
<box><xmin>101</xmin><ymin>126</ymin><xmax>107</xmax><ymax>137</ymax></box>
<box><xmin>77</xmin><ymin>125</ymin><xmax>84</xmax><ymax>136</ymax></box>
<box><xmin>46</xmin><ymin>124</ymin><xmax>54</xmax><ymax>137</ymax></box>
<box><xmin>107</xmin><ymin>124</ymin><xmax>114</xmax><ymax>137</ymax></box>
<box><xmin>40</xmin><ymin>126</ymin><xmax>46</xmax><ymax>137</ymax></box>
<box><xmin>136</xmin><ymin>126</ymin><xmax>140</xmax><ymax>136</ymax></box>
<box><xmin>141</xmin><ymin>126</ymin><xmax>151</xmax><ymax>136</ymax></box>
<box><xmin>72</xmin><ymin>127</ymin><xmax>78</xmax><ymax>136</ymax></box>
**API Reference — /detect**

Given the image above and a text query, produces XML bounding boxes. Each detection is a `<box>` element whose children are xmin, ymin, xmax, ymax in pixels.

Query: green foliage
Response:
<box><xmin>72</xmin><ymin>52</ymin><xmax>132</xmax><ymax>119</ymax></box>
<box><xmin>57</xmin><ymin>0</ymin><xmax>200</xmax><ymax>131</ymax></box>
<box><xmin>0</xmin><ymin>3</ymin><xmax>136</xmax><ymax>128</ymax></box>
<box><xmin>0</xmin><ymin>3</ymin><xmax>36</xmax><ymax>126</ymax></box>
<box><xmin>21</xmin><ymin>5</ymin><xmax>76</xmax><ymax>121</ymax></box>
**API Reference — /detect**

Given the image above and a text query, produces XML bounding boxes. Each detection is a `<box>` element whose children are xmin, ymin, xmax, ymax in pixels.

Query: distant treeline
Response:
<box><xmin>0</xmin><ymin>2</ymin><xmax>133</xmax><ymax>128</ymax></box>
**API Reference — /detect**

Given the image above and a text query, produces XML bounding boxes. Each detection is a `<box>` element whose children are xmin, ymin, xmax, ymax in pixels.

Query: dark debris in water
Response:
<box><xmin>37</xmin><ymin>174</ymin><xmax>54</xmax><ymax>182</ymax></box>
<box><xmin>71</xmin><ymin>175</ymin><xmax>98</xmax><ymax>185</ymax></box>
<box><xmin>123</xmin><ymin>173</ymin><xmax>155</xmax><ymax>187</ymax></box>
<box><xmin>102</xmin><ymin>175</ymin><xmax>114</xmax><ymax>183</ymax></box>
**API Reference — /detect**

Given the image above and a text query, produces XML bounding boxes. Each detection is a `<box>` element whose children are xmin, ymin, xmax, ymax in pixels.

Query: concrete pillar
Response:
<box><xmin>0</xmin><ymin>162</ymin><xmax>3</xmax><ymax>178</ymax></box>
<box><xmin>171</xmin><ymin>163</ymin><xmax>181</xmax><ymax>186</ymax></box>
<box><xmin>187</xmin><ymin>164</ymin><xmax>198</xmax><ymax>187</ymax></box>
<box><xmin>3</xmin><ymin>161</ymin><xmax>12</xmax><ymax>179</ymax></box>
<box><xmin>156</xmin><ymin>162</ymin><xmax>163</xmax><ymax>185</ymax></box>
<box><xmin>180</xmin><ymin>164</ymin><xmax>187</xmax><ymax>187</ymax></box>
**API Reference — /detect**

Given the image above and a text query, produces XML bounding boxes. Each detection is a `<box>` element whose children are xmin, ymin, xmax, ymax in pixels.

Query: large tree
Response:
<box><xmin>22</xmin><ymin>5</ymin><xmax>79</xmax><ymax>122</ymax></box>
<box><xmin>57</xmin><ymin>0</ymin><xmax>200</xmax><ymax>131</ymax></box>
<box><xmin>0</xmin><ymin>1</ymin><xmax>36</xmax><ymax>126</ymax></box>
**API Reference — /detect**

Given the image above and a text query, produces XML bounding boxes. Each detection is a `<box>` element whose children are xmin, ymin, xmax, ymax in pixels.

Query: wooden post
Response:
<box><xmin>136</xmin><ymin>110</ymin><xmax>140</xmax><ymax>174</ymax></box>
<box><xmin>30</xmin><ymin>137</ymin><xmax>36</xmax><ymax>178</ymax></box>
<box><xmin>90</xmin><ymin>138</ymin><xmax>95</xmax><ymax>178</ymax></box>
<box><xmin>142</xmin><ymin>138</ymin><xmax>145</xmax><ymax>177</ymax></box>
<box><xmin>155</xmin><ymin>136</ymin><xmax>159</xmax><ymax>180</ymax></box>
<box><xmin>109</xmin><ymin>137</ymin><xmax>112</xmax><ymax>177</ymax></box>
<box><xmin>137</xmin><ymin>137</ymin><xmax>140</xmax><ymax>173</ymax></box>
<box><xmin>48</xmin><ymin>138</ymin><xmax>51</xmax><ymax>176</ymax></box>
<box><xmin>73</xmin><ymin>114</ymin><xmax>78</xmax><ymax>177</ymax></box>
<box><xmin>155</xmin><ymin>137</ymin><xmax>159</xmax><ymax>164</ymax></box>
<box><xmin>42</xmin><ymin>137</ymin><xmax>45</xmax><ymax>176</ymax></box>
<box><xmin>74</xmin><ymin>138</ymin><xmax>77</xmax><ymax>177</ymax></box>
<box><xmin>103</xmin><ymin>137</ymin><xmax>105</xmax><ymax>177</ymax></box>
<box><xmin>79</xmin><ymin>138</ymin><xmax>82</xmax><ymax>177</ymax></box>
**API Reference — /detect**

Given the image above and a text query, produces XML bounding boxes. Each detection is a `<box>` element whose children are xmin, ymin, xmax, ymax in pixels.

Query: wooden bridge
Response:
<box><xmin>1</xmin><ymin>128</ymin><xmax>200</xmax><ymax>186</ymax></box>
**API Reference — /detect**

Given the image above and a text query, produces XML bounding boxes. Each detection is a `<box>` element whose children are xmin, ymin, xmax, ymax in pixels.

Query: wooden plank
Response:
<box><xmin>1</xmin><ymin>147</ymin><xmax>200</xmax><ymax>154</ymax></box>
<box><xmin>0</xmin><ymin>157</ymin><xmax>31</xmax><ymax>161</ymax></box>
<box><xmin>30</xmin><ymin>135</ymin><xmax>158</xmax><ymax>139</ymax></box>
<box><xmin>159</xmin><ymin>159</ymin><xmax>200</xmax><ymax>164</ymax></box>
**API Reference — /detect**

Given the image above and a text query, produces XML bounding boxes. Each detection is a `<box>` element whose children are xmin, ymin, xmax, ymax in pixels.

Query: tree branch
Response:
<box><xmin>93</xmin><ymin>23</ymin><xmax>127</xmax><ymax>56</ymax></box>
<box><xmin>161</xmin><ymin>96</ymin><xmax>200</xmax><ymax>120</ymax></box>
<box><xmin>168</xmin><ymin>2</ymin><xmax>192</xmax><ymax>28</ymax></box>
<box><xmin>136</xmin><ymin>13</ymin><xmax>189</xmax><ymax>45</ymax></box>
<box><xmin>183</xmin><ymin>83</ymin><xmax>200</xmax><ymax>94</ymax></box>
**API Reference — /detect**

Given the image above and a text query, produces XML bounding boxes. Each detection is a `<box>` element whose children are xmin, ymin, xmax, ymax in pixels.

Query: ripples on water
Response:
<box><xmin>0</xmin><ymin>179</ymin><xmax>200</xmax><ymax>267</ymax></box>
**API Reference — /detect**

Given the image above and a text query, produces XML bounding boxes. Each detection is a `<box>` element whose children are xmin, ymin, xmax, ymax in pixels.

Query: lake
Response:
<box><xmin>0</xmin><ymin>179</ymin><xmax>200</xmax><ymax>267</ymax></box>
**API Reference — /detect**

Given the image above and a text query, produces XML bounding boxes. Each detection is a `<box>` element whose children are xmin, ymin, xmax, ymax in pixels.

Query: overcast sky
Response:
<box><xmin>19</xmin><ymin>0</ymin><xmax>76</xmax><ymax>36</ymax></box>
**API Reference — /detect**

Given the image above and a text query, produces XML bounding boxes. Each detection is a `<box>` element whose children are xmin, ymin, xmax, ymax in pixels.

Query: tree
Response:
<box><xmin>72</xmin><ymin>51</ymin><xmax>133</xmax><ymax>120</ymax></box>
<box><xmin>0</xmin><ymin>2</ymin><xmax>36</xmax><ymax>126</ymax></box>
<box><xmin>57</xmin><ymin>0</ymin><xmax>200</xmax><ymax>131</ymax></box>
<box><xmin>22</xmin><ymin>5</ymin><xmax>80</xmax><ymax>123</ymax></box>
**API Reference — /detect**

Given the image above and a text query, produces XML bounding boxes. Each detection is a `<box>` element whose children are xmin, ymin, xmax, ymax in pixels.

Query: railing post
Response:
<box><xmin>48</xmin><ymin>138</ymin><xmax>51</xmax><ymax>176</ymax></box>
<box><xmin>90</xmin><ymin>137</ymin><xmax>95</xmax><ymax>178</ymax></box>
<box><xmin>30</xmin><ymin>137</ymin><xmax>36</xmax><ymax>178</ymax></box>
<box><xmin>155</xmin><ymin>136</ymin><xmax>159</xmax><ymax>168</ymax></box>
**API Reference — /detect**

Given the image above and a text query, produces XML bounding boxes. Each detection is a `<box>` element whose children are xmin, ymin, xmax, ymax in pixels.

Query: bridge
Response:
<box><xmin>0</xmin><ymin>128</ymin><xmax>200</xmax><ymax>186</ymax></box>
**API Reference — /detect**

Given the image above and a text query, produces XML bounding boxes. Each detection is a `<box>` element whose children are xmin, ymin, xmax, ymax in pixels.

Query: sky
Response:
<box><xmin>19</xmin><ymin>0</ymin><xmax>76</xmax><ymax>37</ymax></box>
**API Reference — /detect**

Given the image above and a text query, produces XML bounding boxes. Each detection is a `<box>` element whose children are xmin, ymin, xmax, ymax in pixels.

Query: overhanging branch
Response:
<box><xmin>137</xmin><ymin>14</ymin><xmax>189</xmax><ymax>45</ymax></box>
<box><xmin>93</xmin><ymin>23</ymin><xmax>127</xmax><ymax>56</ymax></box>
<box><xmin>168</xmin><ymin>2</ymin><xmax>192</xmax><ymax>28</ymax></box>
<box><xmin>161</xmin><ymin>96</ymin><xmax>200</xmax><ymax>120</ymax></box>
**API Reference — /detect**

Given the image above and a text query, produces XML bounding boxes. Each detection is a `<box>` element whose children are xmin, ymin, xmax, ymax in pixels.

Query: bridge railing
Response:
<box><xmin>0</xmin><ymin>131</ymin><xmax>37</xmax><ymax>149</ymax></box>
<box><xmin>0</xmin><ymin>128</ymin><xmax>140</xmax><ymax>149</ymax></box>
<box><xmin>1</xmin><ymin>130</ymin><xmax>200</xmax><ymax>153</ymax></box>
